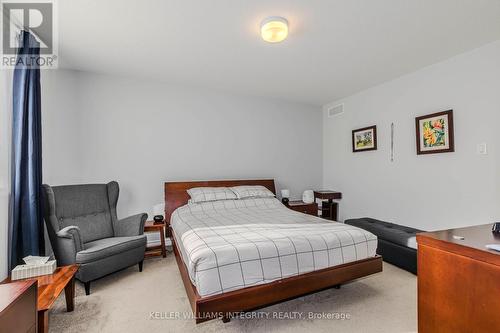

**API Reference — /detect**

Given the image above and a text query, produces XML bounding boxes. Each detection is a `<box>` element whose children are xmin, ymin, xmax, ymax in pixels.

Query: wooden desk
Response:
<box><xmin>3</xmin><ymin>265</ymin><xmax>78</xmax><ymax>333</ymax></box>
<box><xmin>144</xmin><ymin>221</ymin><xmax>167</xmax><ymax>258</ymax></box>
<box><xmin>417</xmin><ymin>224</ymin><xmax>500</xmax><ymax>333</ymax></box>
<box><xmin>0</xmin><ymin>280</ymin><xmax>37</xmax><ymax>333</ymax></box>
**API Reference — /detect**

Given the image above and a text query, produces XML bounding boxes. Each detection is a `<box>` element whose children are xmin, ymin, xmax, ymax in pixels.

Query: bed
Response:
<box><xmin>165</xmin><ymin>179</ymin><xmax>382</xmax><ymax>323</ymax></box>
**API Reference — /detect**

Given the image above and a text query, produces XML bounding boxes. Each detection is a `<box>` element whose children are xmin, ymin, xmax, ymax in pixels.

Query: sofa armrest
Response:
<box><xmin>57</xmin><ymin>225</ymin><xmax>84</xmax><ymax>252</ymax></box>
<box><xmin>54</xmin><ymin>226</ymin><xmax>83</xmax><ymax>265</ymax></box>
<box><xmin>114</xmin><ymin>213</ymin><xmax>147</xmax><ymax>237</ymax></box>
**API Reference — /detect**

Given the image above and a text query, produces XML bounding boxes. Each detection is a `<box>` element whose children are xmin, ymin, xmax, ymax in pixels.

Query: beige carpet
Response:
<box><xmin>49</xmin><ymin>252</ymin><xmax>417</xmax><ymax>333</ymax></box>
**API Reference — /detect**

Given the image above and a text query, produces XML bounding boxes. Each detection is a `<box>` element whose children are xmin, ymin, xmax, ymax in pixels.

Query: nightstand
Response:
<box><xmin>144</xmin><ymin>221</ymin><xmax>167</xmax><ymax>258</ymax></box>
<box><xmin>314</xmin><ymin>190</ymin><xmax>342</xmax><ymax>221</ymax></box>
<box><xmin>286</xmin><ymin>200</ymin><xmax>318</xmax><ymax>216</ymax></box>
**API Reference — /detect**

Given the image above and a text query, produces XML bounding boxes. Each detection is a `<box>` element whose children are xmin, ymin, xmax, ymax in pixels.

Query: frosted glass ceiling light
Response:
<box><xmin>260</xmin><ymin>17</ymin><xmax>288</xmax><ymax>43</ymax></box>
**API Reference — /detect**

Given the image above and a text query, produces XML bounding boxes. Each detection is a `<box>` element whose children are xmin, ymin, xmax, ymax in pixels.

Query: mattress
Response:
<box><xmin>170</xmin><ymin>197</ymin><xmax>377</xmax><ymax>297</ymax></box>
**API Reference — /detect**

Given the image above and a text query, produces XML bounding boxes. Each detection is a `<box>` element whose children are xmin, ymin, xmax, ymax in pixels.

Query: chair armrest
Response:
<box><xmin>57</xmin><ymin>225</ymin><xmax>84</xmax><ymax>252</ymax></box>
<box><xmin>114</xmin><ymin>213</ymin><xmax>148</xmax><ymax>237</ymax></box>
<box><xmin>54</xmin><ymin>226</ymin><xmax>84</xmax><ymax>265</ymax></box>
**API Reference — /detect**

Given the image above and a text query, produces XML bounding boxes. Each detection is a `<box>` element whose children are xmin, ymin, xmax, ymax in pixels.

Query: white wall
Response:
<box><xmin>0</xmin><ymin>70</ymin><xmax>12</xmax><ymax>279</ymax></box>
<box><xmin>42</xmin><ymin>71</ymin><xmax>84</xmax><ymax>185</ymax></box>
<box><xmin>323</xmin><ymin>40</ymin><xmax>500</xmax><ymax>231</ymax></box>
<box><xmin>42</xmin><ymin>70</ymin><xmax>323</xmax><ymax>219</ymax></box>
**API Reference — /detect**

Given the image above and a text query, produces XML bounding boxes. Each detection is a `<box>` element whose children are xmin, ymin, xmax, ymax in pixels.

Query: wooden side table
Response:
<box><xmin>144</xmin><ymin>221</ymin><xmax>167</xmax><ymax>258</ymax></box>
<box><xmin>314</xmin><ymin>190</ymin><xmax>342</xmax><ymax>221</ymax></box>
<box><xmin>286</xmin><ymin>201</ymin><xmax>318</xmax><ymax>216</ymax></box>
<box><xmin>3</xmin><ymin>264</ymin><xmax>78</xmax><ymax>333</ymax></box>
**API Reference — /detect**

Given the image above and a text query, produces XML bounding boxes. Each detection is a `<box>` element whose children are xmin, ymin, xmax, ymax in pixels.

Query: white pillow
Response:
<box><xmin>230</xmin><ymin>185</ymin><xmax>275</xmax><ymax>199</ymax></box>
<box><xmin>187</xmin><ymin>187</ymin><xmax>237</xmax><ymax>203</ymax></box>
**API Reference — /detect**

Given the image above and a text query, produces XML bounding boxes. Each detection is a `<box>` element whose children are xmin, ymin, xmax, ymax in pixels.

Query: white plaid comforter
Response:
<box><xmin>171</xmin><ymin>197</ymin><xmax>377</xmax><ymax>297</ymax></box>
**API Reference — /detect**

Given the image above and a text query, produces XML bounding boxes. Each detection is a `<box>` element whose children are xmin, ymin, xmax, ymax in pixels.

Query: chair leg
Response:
<box><xmin>84</xmin><ymin>281</ymin><xmax>91</xmax><ymax>295</ymax></box>
<box><xmin>138</xmin><ymin>260</ymin><xmax>143</xmax><ymax>272</ymax></box>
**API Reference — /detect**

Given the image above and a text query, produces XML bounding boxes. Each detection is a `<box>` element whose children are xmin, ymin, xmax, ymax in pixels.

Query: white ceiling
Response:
<box><xmin>58</xmin><ymin>0</ymin><xmax>500</xmax><ymax>106</ymax></box>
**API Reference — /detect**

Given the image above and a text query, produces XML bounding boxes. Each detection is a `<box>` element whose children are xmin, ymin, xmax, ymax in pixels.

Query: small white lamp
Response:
<box><xmin>281</xmin><ymin>189</ymin><xmax>290</xmax><ymax>204</ymax></box>
<box><xmin>302</xmin><ymin>190</ymin><xmax>314</xmax><ymax>204</ymax></box>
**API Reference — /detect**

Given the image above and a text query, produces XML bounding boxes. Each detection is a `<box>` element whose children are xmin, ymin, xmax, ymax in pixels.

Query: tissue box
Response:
<box><xmin>11</xmin><ymin>260</ymin><xmax>57</xmax><ymax>280</ymax></box>
<box><xmin>23</xmin><ymin>255</ymin><xmax>50</xmax><ymax>266</ymax></box>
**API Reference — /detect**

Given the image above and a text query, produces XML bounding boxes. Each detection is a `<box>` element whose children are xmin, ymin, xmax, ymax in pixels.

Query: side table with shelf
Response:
<box><xmin>144</xmin><ymin>221</ymin><xmax>167</xmax><ymax>258</ymax></box>
<box><xmin>314</xmin><ymin>190</ymin><xmax>342</xmax><ymax>221</ymax></box>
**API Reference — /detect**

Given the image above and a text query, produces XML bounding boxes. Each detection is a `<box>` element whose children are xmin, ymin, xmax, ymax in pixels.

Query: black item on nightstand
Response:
<box><xmin>492</xmin><ymin>222</ymin><xmax>500</xmax><ymax>234</ymax></box>
<box><xmin>153</xmin><ymin>215</ymin><xmax>164</xmax><ymax>224</ymax></box>
<box><xmin>345</xmin><ymin>218</ymin><xmax>423</xmax><ymax>274</ymax></box>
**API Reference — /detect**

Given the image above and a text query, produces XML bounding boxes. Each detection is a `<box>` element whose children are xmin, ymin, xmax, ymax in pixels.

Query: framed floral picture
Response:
<box><xmin>415</xmin><ymin>110</ymin><xmax>454</xmax><ymax>155</ymax></box>
<box><xmin>352</xmin><ymin>125</ymin><xmax>377</xmax><ymax>152</ymax></box>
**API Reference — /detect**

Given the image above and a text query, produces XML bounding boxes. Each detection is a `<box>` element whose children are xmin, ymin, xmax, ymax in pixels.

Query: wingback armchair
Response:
<box><xmin>41</xmin><ymin>181</ymin><xmax>147</xmax><ymax>295</ymax></box>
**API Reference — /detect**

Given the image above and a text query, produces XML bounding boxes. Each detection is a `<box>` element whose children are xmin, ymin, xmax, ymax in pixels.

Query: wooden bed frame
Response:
<box><xmin>164</xmin><ymin>179</ymin><xmax>383</xmax><ymax>323</ymax></box>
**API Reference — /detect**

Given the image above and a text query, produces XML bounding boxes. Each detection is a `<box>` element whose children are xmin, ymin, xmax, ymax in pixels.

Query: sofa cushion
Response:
<box><xmin>76</xmin><ymin>235</ymin><xmax>147</xmax><ymax>264</ymax></box>
<box><xmin>59</xmin><ymin>211</ymin><xmax>113</xmax><ymax>243</ymax></box>
<box><xmin>345</xmin><ymin>218</ymin><xmax>422</xmax><ymax>249</ymax></box>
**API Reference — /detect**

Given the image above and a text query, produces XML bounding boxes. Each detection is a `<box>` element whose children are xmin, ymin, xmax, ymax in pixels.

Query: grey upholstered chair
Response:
<box><xmin>41</xmin><ymin>181</ymin><xmax>147</xmax><ymax>295</ymax></box>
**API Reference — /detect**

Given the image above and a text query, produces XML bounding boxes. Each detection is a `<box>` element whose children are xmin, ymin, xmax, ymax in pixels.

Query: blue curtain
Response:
<box><xmin>9</xmin><ymin>31</ymin><xmax>43</xmax><ymax>269</ymax></box>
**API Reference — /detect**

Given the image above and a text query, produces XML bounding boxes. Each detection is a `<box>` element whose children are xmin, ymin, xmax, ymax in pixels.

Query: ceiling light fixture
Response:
<box><xmin>260</xmin><ymin>16</ymin><xmax>288</xmax><ymax>43</ymax></box>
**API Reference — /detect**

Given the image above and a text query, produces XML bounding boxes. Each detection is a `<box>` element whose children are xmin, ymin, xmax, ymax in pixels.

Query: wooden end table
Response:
<box><xmin>3</xmin><ymin>264</ymin><xmax>79</xmax><ymax>333</ymax></box>
<box><xmin>314</xmin><ymin>190</ymin><xmax>342</xmax><ymax>221</ymax></box>
<box><xmin>144</xmin><ymin>221</ymin><xmax>167</xmax><ymax>258</ymax></box>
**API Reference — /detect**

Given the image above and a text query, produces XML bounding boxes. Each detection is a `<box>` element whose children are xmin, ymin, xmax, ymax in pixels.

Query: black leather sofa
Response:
<box><xmin>345</xmin><ymin>218</ymin><xmax>423</xmax><ymax>274</ymax></box>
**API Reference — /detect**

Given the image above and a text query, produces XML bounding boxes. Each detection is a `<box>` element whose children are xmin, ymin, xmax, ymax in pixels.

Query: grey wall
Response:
<box><xmin>42</xmin><ymin>70</ymin><xmax>323</xmax><ymax>218</ymax></box>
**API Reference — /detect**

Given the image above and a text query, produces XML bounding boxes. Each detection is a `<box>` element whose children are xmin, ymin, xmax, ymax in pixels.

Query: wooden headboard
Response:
<box><xmin>164</xmin><ymin>179</ymin><xmax>276</xmax><ymax>224</ymax></box>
